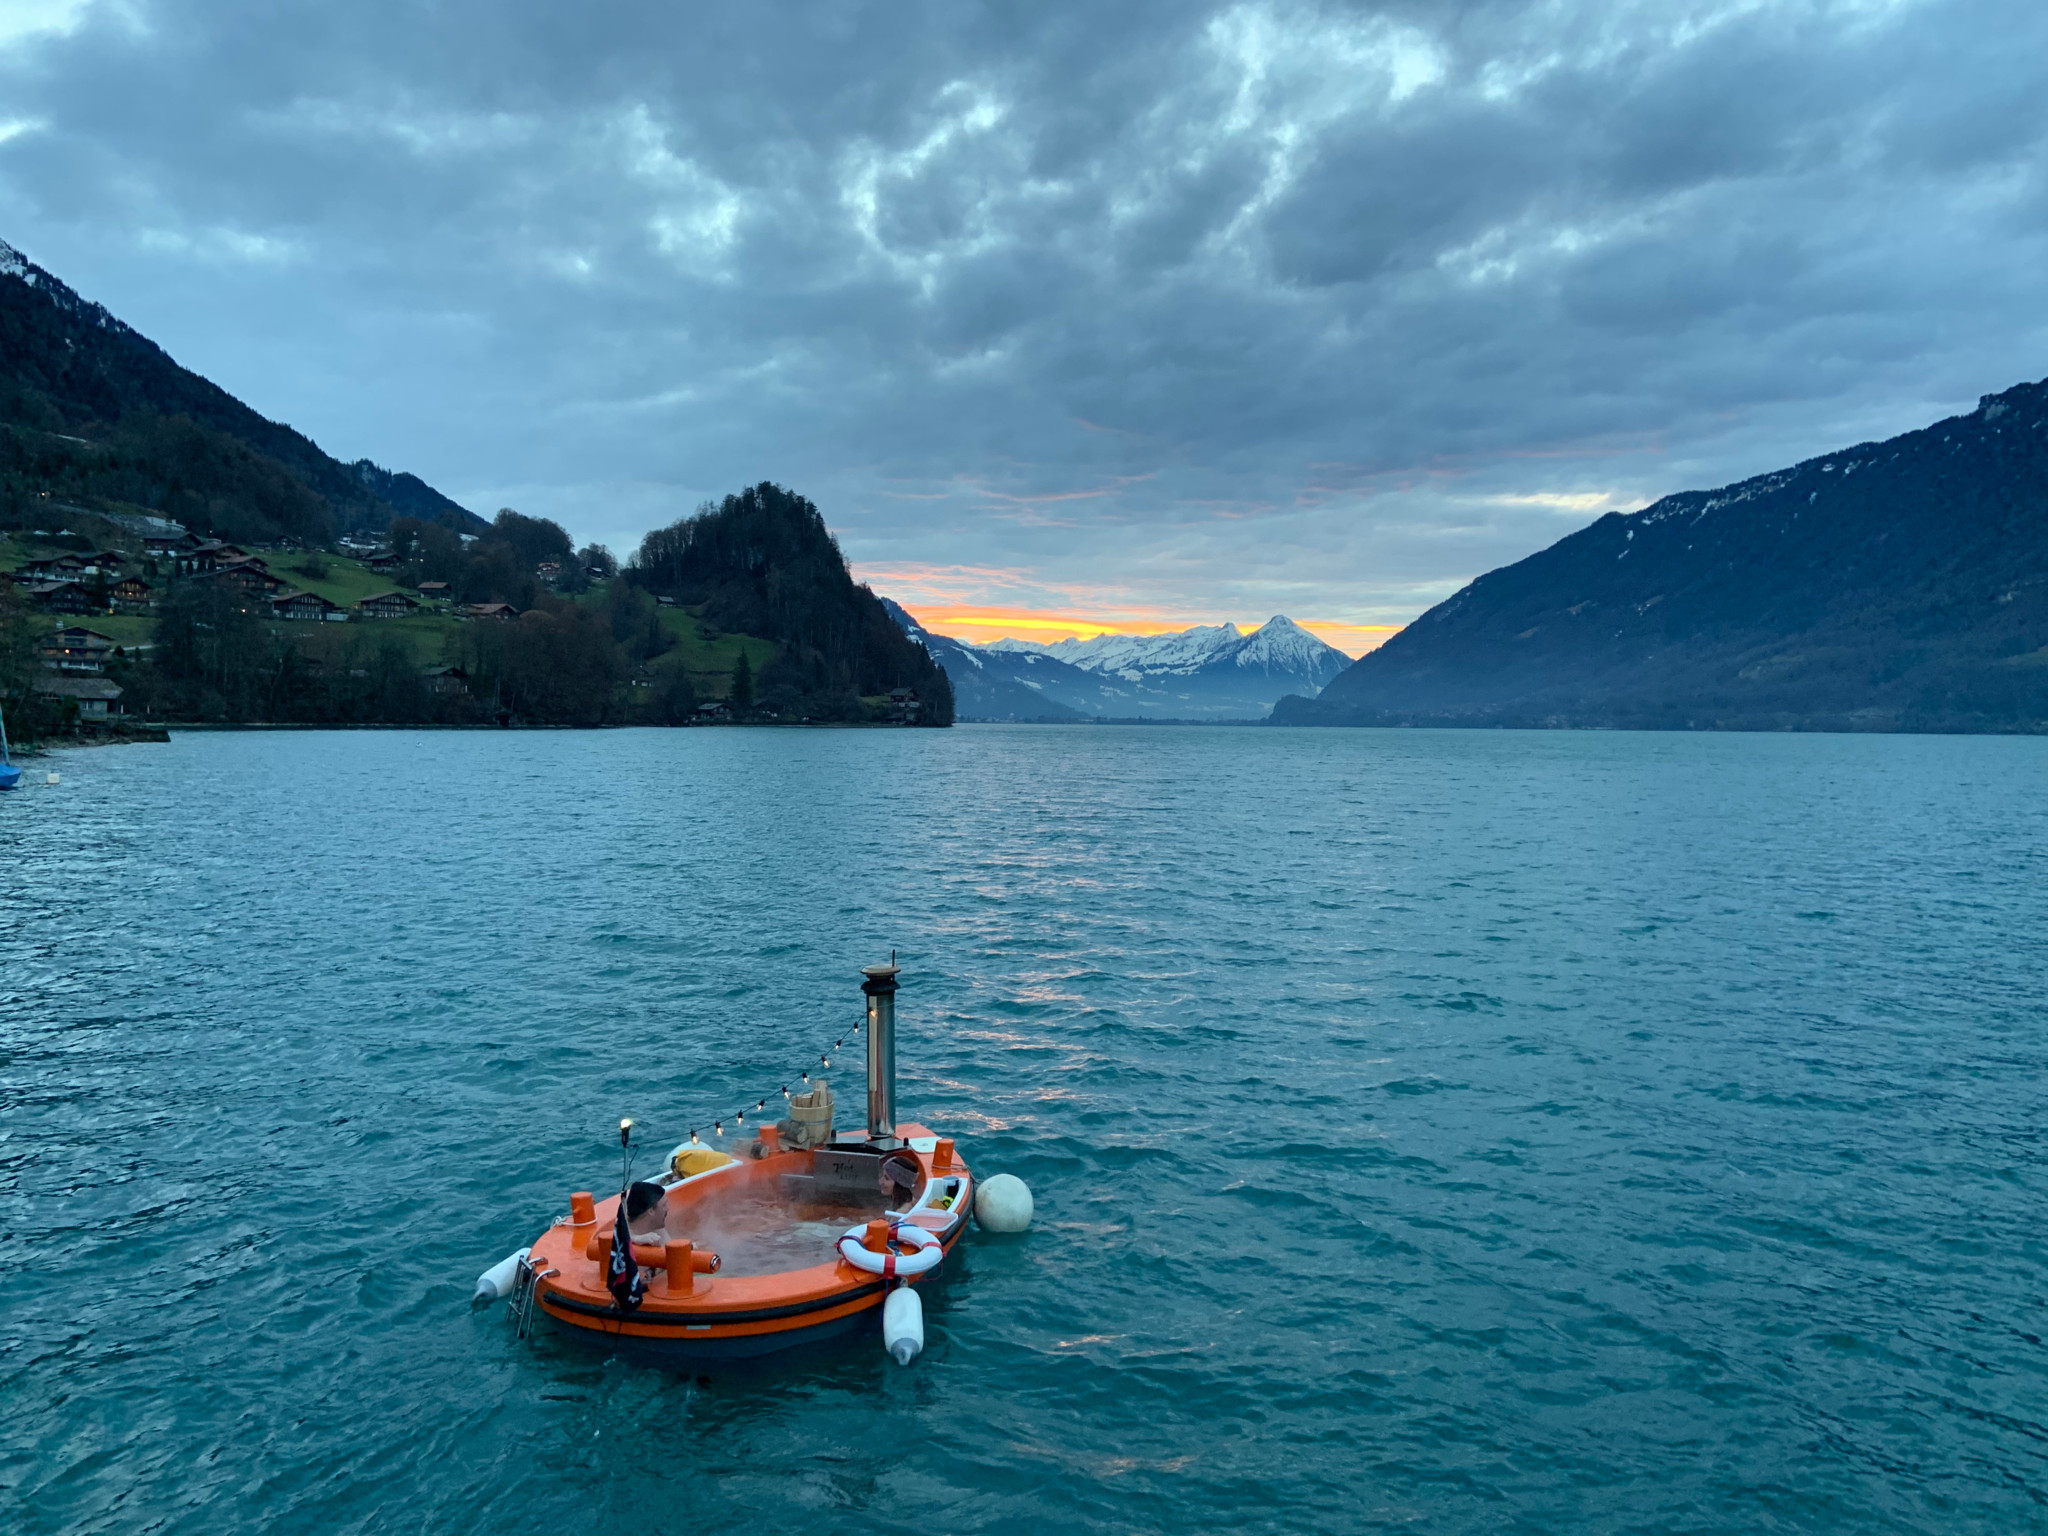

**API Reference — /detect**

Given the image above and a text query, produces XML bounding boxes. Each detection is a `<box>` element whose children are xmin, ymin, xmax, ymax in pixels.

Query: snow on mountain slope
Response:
<box><xmin>993</xmin><ymin>623</ymin><xmax>1245</xmax><ymax>676</ymax></box>
<box><xmin>880</xmin><ymin>599</ymin><xmax>1091</xmax><ymax>720</ymax></box>
<box><xmin>989</xmin><ymin>617</ymin><xmax>1351</xmax><ymax>687</ymax></box>
<box><xmin>899</xmin><ymin>610</ymin><xmax>1353</xmax><ymax>719</ymax></box>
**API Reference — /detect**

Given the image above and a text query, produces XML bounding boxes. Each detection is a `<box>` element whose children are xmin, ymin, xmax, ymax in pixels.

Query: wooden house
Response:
<box><xmin>112</xmin><ymin>576</ymin><xmax>157</xmax><ymax>614</ymax></box>
<box><xmin>271</xmin><ymin>589</ymin><xmax>342</xmax><ymax>622</ymax></box>
<box><xmin>24</xmin><ymin>580</ymin><xmax>94</xmax><ymax>615</ymax></box>
<box><xmin>356</xmin><ymin>591</ymin><xmax>419</xmax><ymax>619</ymax></box>
<box><xmin>457</xmin><ymin>602</ymin><xmax>517</xmax><ymax>620</ymax></box>
<box><xmin>210</xmin><ymin>562</ymin><xmax>284</xmax><ymax>596</ymax></box>
<box><xmin>37</xmin><ymin>627</ymin><xmax>118</xmax><ymax>673</ymax></box>
<box><xmin>35</xmin><ymin>674</ymin><xmax>124</xmax><ymax>717</ymax></box>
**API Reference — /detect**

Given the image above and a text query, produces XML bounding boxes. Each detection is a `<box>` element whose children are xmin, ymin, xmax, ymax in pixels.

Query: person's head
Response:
<box><xmin>625</xmin><ymin>1181</ymin><xmax>667</xmax><ymax>1232</ymax></box>
<box><xmin>879</xmin><ymin>1154</ymin><xmax>920</xmax><ymax>1207</ymax></box>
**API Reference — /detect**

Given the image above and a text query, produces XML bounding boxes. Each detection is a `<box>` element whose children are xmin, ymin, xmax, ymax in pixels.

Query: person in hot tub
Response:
<box><xmin>623</xmin><ymin>1181</ymin><xmax>670</xmax><ymax>1245</ymax></box>
<box><xmin>878</xmin><ymin>1153</ymin><xmax>921</xmax><ymax>1212</ymax></box>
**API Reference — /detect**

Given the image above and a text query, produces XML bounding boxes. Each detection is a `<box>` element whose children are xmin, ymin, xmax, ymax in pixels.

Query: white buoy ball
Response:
<box><xmin>975</xmin><ymin>1172</ymin><xmax>1034</xmax><ymax>1232</ymax></box>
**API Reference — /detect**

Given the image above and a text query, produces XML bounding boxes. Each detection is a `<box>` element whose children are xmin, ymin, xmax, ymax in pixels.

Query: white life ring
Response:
<box><xmin>836</xmin><ymin>1220</ymin><xmax>945</xmax><ymax>1279</ymax></box>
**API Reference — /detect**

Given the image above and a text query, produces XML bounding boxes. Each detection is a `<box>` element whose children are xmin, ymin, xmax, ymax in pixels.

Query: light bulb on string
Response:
<box><xmin>689</xmin><ymin>1130</ymin><xmax>699</xmax><ymax>1146</ymax></box>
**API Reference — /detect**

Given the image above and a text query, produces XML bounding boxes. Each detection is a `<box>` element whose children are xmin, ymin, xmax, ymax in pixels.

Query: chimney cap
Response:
<box><xmin>861</xmin><ymin>962</ymin><xmax>900</xmax><ymax>979</ymax></box>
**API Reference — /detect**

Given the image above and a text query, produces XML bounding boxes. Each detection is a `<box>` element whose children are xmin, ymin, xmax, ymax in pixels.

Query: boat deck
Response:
<box><xmin>522</xmin><ymin>1122</ymin><xmax>970</xmax><ymax>1358</ymax></box>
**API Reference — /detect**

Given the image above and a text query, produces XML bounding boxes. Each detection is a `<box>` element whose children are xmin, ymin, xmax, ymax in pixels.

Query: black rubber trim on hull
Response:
<box><xmin>538</xmin><ymin>1219</ymin><xmax>964</xmax><ymax>1328</ymax></box>
<box><xmin>542</xmin><ymin>1280</ymin><xmax>887</xmax><ymax>1327</ymax></box>
<box><xmin>596</xmin><ymin>1307</ymin><xmax>874</xmax><ymax>1362</ymax></box>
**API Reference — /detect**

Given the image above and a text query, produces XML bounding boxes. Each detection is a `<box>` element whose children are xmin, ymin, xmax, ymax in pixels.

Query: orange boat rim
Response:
<box><xmin>477</xmin><ymin>961</ymin><xmax>1023</xmax><ymax>1366</ymax></box>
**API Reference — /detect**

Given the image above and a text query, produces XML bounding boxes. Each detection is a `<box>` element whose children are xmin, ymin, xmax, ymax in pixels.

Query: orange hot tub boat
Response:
<box><xmin>502</xmin><ymin>962</ymin><xmax>973</xmax><ymax>1363</ymax></box>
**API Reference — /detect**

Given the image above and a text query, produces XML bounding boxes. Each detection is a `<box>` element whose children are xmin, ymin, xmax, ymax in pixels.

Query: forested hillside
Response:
<box><xmin>630</xmin><ymin>484</ymin><xmax>952</xmax><ymax>724</ymax></box>
<box><xmin>1277</xmin><ymin>377</ymin><xmax>2048</xmax><ymax>733</ymax></box>
<box><xmin>0</xmin><ymin>244</ymin><xmax>949</xmax><ymax>731</ymax></box>
<box><xmin>3</xmin><ymin>489</ymin><xmax>952</xmax><ymax>734</ymax></box>
<box><xmin>0</xmin><ymin>237</ymin><xmax>481</xmax><ymax>545</ymax></box>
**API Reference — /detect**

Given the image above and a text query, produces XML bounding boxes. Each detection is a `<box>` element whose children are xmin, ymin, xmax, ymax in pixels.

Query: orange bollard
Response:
<box><xmin>862</xmin><ymin>1218</ymin><xmax>890</xmax><ymax>1254</ymax></box>
<box><xmin>934</xmin><ymin>1139</ymin><xmax>954</xmax><ymax>1172</ymax></box>
<box><xmin>758</xmin><ymin>1125</ymin><xmax>782</xmax><ymax>1155</ymax></box>
<box><xmin>634</xmin><ymin>1240</ymin><xmax>719</xmax><ymax>1270</ymax></box>
<box><xmin>570</xmin><ymin>1191</ymin><xmax>596</xmax><ymax>1226</ymax></box>
<box><xmin>590</xmin><ymin>1226</ymin><xmax>612</xmax><ymax>1265</ymax></box>
<box><xmin>666</xmin><ymin>1242</ymin><xmax>693</xmax><ymax>1293</ymax></box>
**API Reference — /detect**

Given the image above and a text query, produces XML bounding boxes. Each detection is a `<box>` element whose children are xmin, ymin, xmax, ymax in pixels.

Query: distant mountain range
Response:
<box><xmin>0</xmin><ymin>237</ymin><xmax>483</xmax><ymax>546</ymax></box>
<box><xmin>1276</xmin><ymin>377</ymin><xmax>2048</xmax><ymax>733</ymax></box>
<box><xmin>883</xmin><ymin>603</ymin><xmax>1352</xmax><ymax>720</ymax></box>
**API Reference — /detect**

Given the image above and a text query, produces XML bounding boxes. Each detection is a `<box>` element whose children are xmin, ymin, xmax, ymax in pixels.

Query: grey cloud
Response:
<box><xmin>2</xmin><ymin>0</ymin><xmax>2046</xmax><ymax>626</ymax></box>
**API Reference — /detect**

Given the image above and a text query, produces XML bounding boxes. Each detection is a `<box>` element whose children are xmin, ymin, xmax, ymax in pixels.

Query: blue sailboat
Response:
<box><xmin>0</xmin><ymin>702</ymin><xmax>20</xmax><ymax>791</ymax></box>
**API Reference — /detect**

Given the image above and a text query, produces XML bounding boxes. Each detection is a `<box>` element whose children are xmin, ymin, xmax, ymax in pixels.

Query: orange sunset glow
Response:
<box><xmin>908</xmin><ymin>606</ymin><xmax>1400</xmax><ymax>658</ymax></box>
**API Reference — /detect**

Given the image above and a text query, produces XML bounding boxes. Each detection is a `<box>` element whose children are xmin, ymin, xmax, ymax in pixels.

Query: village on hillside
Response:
<box><xmin>3</xmin><ymin>524</ymin><xmax>509</xmax><ymax>721</ymax></box>
<box><xmin>0</xmin><ymin>517</ymin><xmax>927</xmax><ymax>729</ymax></box>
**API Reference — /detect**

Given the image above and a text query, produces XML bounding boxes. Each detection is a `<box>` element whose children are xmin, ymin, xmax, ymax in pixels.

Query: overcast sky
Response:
<box><xmin>2</xmin><ymin>0</ymin><xmax>2044</xmax><ymax>647</ymax></box>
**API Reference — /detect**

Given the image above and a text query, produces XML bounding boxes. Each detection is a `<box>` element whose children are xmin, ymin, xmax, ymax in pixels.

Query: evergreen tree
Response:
<box><xmin>624</xmin><ymin>481</ymin><xmax>954</xmax><ymax>723</ymax></box>
<box><xmin>731</xmin><ymin>646</ymin><xmax>754</xmax><ymax>710</ymax></box>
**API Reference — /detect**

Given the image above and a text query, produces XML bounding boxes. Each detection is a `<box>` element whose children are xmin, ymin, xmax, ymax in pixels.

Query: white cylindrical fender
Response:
<box><xmin>974</xmin><ymin>1172</ymin><xmax>1033</xmax><ymax>1232</ymax></box>
<box><xmin>883</xmin><ymin>1285</ymin><xmax>924</xmax><ymax>1365</ymax></box>
<box><xmin>474</xmin><ymin>1247</ymin><xmax>530</xmax><ymax>1303</ymax></box>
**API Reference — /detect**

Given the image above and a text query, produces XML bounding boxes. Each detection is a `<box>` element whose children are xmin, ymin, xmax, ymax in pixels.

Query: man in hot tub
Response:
<box><xmin>623</xmin><ymin>1181</ymin><xmax>671</xmax><ymax>1245</ymax></box>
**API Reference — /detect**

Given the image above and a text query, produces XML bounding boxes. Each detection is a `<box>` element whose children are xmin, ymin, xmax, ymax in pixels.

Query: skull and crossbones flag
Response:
<box><xmin>607</xmin><ymin>1191</ymin><xmax>646</xmax><ymax>1312</ymax></box>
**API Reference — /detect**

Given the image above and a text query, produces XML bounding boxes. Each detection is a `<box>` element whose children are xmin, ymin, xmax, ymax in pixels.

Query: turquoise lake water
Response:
<box><xmin>2</xmin><ymin>725</ymin><xmax>2044</xmax><ymax>1533</ymax></box>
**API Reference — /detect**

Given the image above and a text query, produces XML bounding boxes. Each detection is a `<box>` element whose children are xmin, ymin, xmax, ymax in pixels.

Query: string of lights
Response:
<box><xmin>672</xmin><ymin>1010</ymin><xmax>864</xmax><ymax>1149</ymax></box>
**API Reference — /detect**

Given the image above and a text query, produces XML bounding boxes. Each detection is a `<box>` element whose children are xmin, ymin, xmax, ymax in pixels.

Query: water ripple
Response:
<box><xmin>1</xmin><ymin>726</ymin><xmax>2044</xmax><ymax>1533</ymax></box>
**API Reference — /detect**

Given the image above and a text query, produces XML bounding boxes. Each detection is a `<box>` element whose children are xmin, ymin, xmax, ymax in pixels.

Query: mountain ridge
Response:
<box><xmin>988</xmin><ymin>615</ymin><xmax>1347</xmax><ymax>684</ymax></box>
<box><xmin>1275</xmin><ymin>376</ymin><xmax>2048</xmax><ymax>733</ymax></box>
<box><xmin>0</xmin><ymin>236</ymin><xmax>483</xmax><ymax>545</ymax></box>
<box><xmin>630</xmin><ymin>484</ymin><xmax>953</xmax><ymax>723</ymax></box>
<box><xmin>881</xmin><ymin>599</ymin><xmax>1096</xmax><ymax>721</ymax></box>
<box><xmin>891</xmin><ymin>609</ymin><xmax>1352</xmax><ymax>719</ymax></box>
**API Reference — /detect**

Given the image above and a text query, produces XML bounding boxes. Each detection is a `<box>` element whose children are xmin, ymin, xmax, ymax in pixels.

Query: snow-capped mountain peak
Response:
<box><xmin>1231</xmin><ymin>615</ymin><xmax>1345</xmax><ymax>674</ymax></box>
<box><xmin>986</xmin><ymin>616</ymin><xmax>1347</xmax><ymax>679</ymax></box>
<box><xmin>997</xmin><ymin>622</ymin><xmax>1245</xmax><ymax>676</ymax></box>
<box><xmin>885</xmin><ymin>601</ymin><xmax>1357</xmax><ymax>720</ymax></box>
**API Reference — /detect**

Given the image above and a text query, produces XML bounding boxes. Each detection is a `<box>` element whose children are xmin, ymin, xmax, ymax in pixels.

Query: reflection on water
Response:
<box><xmin>3</xmin><ymin>726</ymin><xmax>2045</xmax><ymax>1534</ymax></box>
<box><xmin>673</xmin><ymin>1178</ymin><xmax>887</xmax><ymax>1277</ymax></box>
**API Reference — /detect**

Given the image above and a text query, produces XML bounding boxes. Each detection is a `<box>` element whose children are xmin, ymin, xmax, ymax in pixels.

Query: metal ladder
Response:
<box><xmin>509</xmin><ymin>1254</ymin><xmax>556</xmax><ymax>1342</ymax></box>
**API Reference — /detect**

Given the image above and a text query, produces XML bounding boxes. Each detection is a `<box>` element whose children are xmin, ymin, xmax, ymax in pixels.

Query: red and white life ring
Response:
<box><xmin>836</xmin><ymin>1220</ymin><xmax>945</xmax><ymax>1279</ymax></box>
